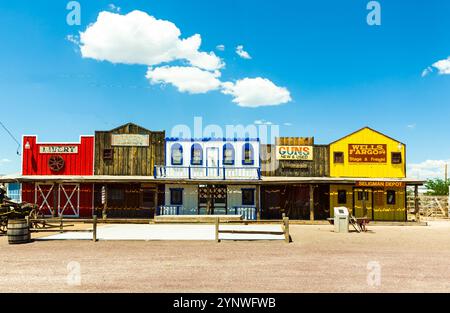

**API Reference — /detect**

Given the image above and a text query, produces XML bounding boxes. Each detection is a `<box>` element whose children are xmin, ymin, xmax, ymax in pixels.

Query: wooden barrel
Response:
<box><xmin>7</xmin><ymin>219</ymin><xmax>30</xmax><ymax>244</ymax></box>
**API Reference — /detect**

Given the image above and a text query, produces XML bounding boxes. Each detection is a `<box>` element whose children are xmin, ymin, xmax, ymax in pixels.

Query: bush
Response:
<box><xmin>425</xmin><ymin>179</ymin><xmax>450</xmax><ymax>196</ymax></box>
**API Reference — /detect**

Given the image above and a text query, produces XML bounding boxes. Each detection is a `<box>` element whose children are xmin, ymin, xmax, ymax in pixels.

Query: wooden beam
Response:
<box><xmin>414</xmin><ymin>185</ymin><xmax>419</xmax><ymax>222</ymax></box>
<box><xmin>256</xmin><ymin>185</ymin><xmax>261</xmax><ymax>220</ymax></box>
<box><xmin>309</xmin><ymin>185</ymin><xmax>315</xmax><ymax>221</ymax></box>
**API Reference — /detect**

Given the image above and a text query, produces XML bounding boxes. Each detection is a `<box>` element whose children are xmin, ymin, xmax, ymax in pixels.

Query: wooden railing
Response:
<box><xmin>28</xmin><ymin>215</ymin><xmax>98</xmax><ymax>242</ymax></box>
<box><xmin>154</xmin><ymin>165</ymin><xmax>261</xmax><ymax>180</ymax></box>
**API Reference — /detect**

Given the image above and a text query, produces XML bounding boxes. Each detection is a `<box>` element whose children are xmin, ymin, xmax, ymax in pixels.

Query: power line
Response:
<box><xmin>0</xmin><ymin>120</ymin><xmax>21</xmax><ymax>155</ymax></box>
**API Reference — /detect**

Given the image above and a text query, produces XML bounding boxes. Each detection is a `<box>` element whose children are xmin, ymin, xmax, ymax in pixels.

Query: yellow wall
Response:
<box><xmin>329</xmin><ymin>128</ymin><xmax>406</xmax><ymax>178</ymax></box>
<box><xmin>329</xmin><ymin>185</ymin><xmax>406</xmax><ymax>221</ymax></box>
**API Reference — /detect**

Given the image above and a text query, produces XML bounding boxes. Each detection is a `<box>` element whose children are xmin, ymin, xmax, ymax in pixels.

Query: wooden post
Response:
<box><xmin>309</xmin><ymin>185</ymin><xmax>315</xmax><ymax>221</ymax></box>
<box><xmin>59</xmin><ymin>216</ymin><xmax>63</xmax><ymax>233</ymax></box>
<box><xmin>256</xmin><ymin>185</ymin><xmax>261</xmax><ymax>220</ymax></box>
<box><xmin>283</xmin><ymin>216</ymin><xmax>290</xmax><ymax>243</ymax></box>
<box><xmin>153</xmin><ymin>187</ymin><xmax>159</xmax><ymax>220</ymax></box>
<box><xmin>93</xmin><ymin>215</ymin><xmax>97</xmax><ymax>242</ymax></box>
<box><xmin>215</xmin><ymin>217</ymin><xmax>219</xmax><ymax>243</ymax></box>
<box><xmin>414</xmin><ymin>185</ymin><xmax>419</xmax><ymax>222</ymax></box>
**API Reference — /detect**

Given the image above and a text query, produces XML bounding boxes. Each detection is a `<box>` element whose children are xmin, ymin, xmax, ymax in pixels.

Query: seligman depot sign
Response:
<box><xmin>276</xmin><ymin>146</ymin><xmax>314</xmax><ymax>161</ymax></box>
<box><xmin>348</xmin><ymin>144</ymin><xmax>387</xmax><ymax>163</ymax></box>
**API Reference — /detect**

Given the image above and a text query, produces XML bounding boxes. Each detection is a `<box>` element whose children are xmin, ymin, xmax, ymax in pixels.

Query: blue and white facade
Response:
<box><xmin>155</xmin><ymin>138</ymin><xmax>261</xmax><ymax>219</ymax></box>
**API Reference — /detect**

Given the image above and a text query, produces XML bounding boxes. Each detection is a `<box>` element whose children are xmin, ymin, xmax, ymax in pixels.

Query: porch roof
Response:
<box><xmin>0</xmin><ymin>174</ymin><xmax>425</xmax><ymax>185</ymax></box>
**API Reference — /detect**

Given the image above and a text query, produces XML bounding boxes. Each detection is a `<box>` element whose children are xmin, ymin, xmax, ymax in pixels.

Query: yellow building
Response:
<box><xmin>329</xmin><ymin>127</ymin><xmax>407</xmax><ymax>221</ymax></box>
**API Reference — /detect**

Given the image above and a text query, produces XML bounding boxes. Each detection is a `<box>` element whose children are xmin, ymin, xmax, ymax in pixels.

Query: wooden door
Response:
<box><xmin>353</xmin><ymin>188</ymin><xmax>373</xmax><ymax>219</ymax></box>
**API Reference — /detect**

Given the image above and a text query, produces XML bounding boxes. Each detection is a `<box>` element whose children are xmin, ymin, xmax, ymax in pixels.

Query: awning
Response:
<box><xmin>0</xmin><ymin>174</ymin><xmax>425</xmax><ymax>185</ymax></box>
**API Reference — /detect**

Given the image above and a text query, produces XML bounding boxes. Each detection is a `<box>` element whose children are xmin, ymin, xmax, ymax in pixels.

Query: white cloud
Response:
<box><xmin>0</xmin><ymin>159</ymin><xmax>11</xmax><ymax>165</ymax></box>
<box><xmin>408</xmin><ymin>159</ymin><xmax>450</xmax><ymax>180</ymax></box>
<box><xmin>108</xmin><ymin>4</ymin><xmax>121</xmax><ymax>12</ymax></box>
<box><xmin>432</xmin><ymin>57</ymin><xmax>450</xmax><ymax>75</ymax></box>
<box><xmin>236</xmin><ymin>45</ymin><xmax>251</xmax><ymax>59</ymax></box>
<box><xmin>79</xmin><ymin>10</ymin><xmax>224</xmax><ymax>71</ymax></box>
<box><xmin>284</xmin><ymin>122</ymin><xmax>293</xmax><ymax>126</ymax></box>
<box><xmin>216</xmin><ymin>44</ymin><xmax>225</xmax><ymax>51</ymax></box>
<box><xmin>222</xmin><ymin>77</ymin><xmax>291</xmax><ymax>107</ymax></box>
<box><xmin>407</xmin><ymin>124</ymin><xmax>416</xmax><ymax>129</ymax></box>
<box><xmin>146</xmin><ymin>66</ymin><xmax>222</xmax><ymax>94</ymax></box>
<box><xmin>254</xmin><ymin>120</ymin><xmax>273</xmax><ymax>125</ymax></box>
<box><xmin>423</xmin><ymin>57</ymin><xmax>450</xmax><ymax>77</ymax></box>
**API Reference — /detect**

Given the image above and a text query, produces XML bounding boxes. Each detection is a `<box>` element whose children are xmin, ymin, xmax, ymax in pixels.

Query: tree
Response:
<box><xmin>425</xmin><ymin>179</ymin><xmax>450</xmax><ymax>196</ymax></box>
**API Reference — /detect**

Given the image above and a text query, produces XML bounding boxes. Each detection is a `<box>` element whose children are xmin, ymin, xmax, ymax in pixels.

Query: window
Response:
<box><xmin>171</xmin><ymin>143</ymin><xmax>183</xmax><ymax>165</ymax></box>
<box><xmin>334</xmin><ymin>152</ymin><xmax>344</xmax><ymax>163</ymax></box>
<box><xmin>103</xmin><ymin>148</ymin><xmax>113</xmax><ymax>160</ymax></box>
<box><xmin>387</xmin><ymin>190</ymin><xmax>396</xmax><ymax>205</ymax></box>
<box><xmin>109</xmin><ymin>188</ymin><xmax>124</xmax><ymax>201</ymax></box>
<box><xmin>141</xmin><ymin>189</ymin><xmax>155</xmax><ymax>208</ymax></box>
<box><xmin>242</xmin><ymin>189</ymin><xmax>255</xmax><ymax>206</ymax></box>
<box><xmin>391</xmin><ymin>152</ymin><xmax>402</xmax><ymax>164</ymax></box>
<box><xmin>170</xmin><ymin>188</ymin><xmax>183</xmax><ymax>205</ymax></box>
<box><xmin>337</xmin><ymin>190</ymin><xmax>347</xmax><ymax>204</ymax></box>
<box><xmin>191</xmin><ymin>144</ymin><xmax>203</xmax><ymax>165</ymax></box>
<box><xmin>357</xmin><ymin>191</ymin><xmax>369</xmax><ymax>201</ymax></box>
<box><xmin>242</xmin><ymin>143</ymin><xmax>254</xmax><ymax>165</ymax></box>
<box><xmin>223</xmin><ymin>143</ymin><xmax>235</xmax><ymax>165</ymax></box>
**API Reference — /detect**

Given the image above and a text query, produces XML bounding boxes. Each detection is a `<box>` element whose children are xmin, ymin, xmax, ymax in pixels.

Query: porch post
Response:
<box><xmin>154</xmin><ymin>185</ymin><xmax>159</xmax><ymax>219</ymax></box>
<box><xmin>102</xmin><ymin>185</ymin><xmax>108</xmax><ymax>220</ymax></box>
<box><xmin>256</xmin><ymin>185</ymin><xmax>261</xmax><ymax>220</ymax></box>
<box><xmin>414</xmin><ymin>185</ymin><xmax>419</xmax><ymax>222</ymax></box>
<box><xmin>309</xmin><ymin>184</ymin><xmax>315</xmax><ymax>221</ymax></box>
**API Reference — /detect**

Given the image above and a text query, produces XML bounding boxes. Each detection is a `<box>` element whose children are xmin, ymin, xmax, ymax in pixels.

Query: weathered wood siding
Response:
<box><xmin>94</xmin><ymin>123</ymin><xmax>165</xmax><ymax>176</ymax></box>
<box><xmin>260</xmin><ymin>144</ymin><xmax>329</xmax><ymax>177</ymax></box>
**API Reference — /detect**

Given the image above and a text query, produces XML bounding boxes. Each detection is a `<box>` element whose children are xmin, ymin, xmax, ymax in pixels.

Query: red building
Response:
<box><xmin>21</xmin><ymin>135</ymin><xmax>95</xmax><ymax>217</ymax></box>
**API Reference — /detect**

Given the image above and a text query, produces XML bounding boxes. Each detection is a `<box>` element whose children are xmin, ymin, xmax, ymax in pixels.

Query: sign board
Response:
<box><xmin>356</xmin><ymin>181</ymin><xmax>406</xmax><ymax>188</ymax></box>
<box><xmin>39</xmin><ymin>146</ymin><xmax>78</xmax><ymax>154</ymax></box>
<box><xmin>348</xmin><ymin>144</ymin><xmax>387</xmax><ymax>163</ymax></box>
<box><xmin>111</xmin><ymin>134</ymin><xmax>149</xmax><ymax>147</ymax></box>
<box><xmin>276</xmin><ymin>146</ymin><xmax>313</xmax><ymax>161</ymax></box>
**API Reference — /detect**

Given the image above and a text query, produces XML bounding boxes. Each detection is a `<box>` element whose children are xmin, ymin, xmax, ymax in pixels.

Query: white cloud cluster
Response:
<box><xmin>423</xmin><ymin>56</ymin><xmax>450</xmax><ymax>77</ymax></box>
<box><xmin>407</xmin><ymin>159</ymin><xmax>450</xmax><ymax>180</ymax></box>
<box><xmin>236</xmin><ymin>45</ymin><xmax>251</xmax><ymax>59</ymax></box>
<box><xmin>222</xmin><ymin>78</ymin><xmax>291</xmax><ymax>107</ymax></box>
<box><xmin>146</xmin><ymin>66</ymin><xmax>222</xmax><ymax>94</ymax></box>
<box><xmin>76</xmin><ymin>10</ymin><xmax>291</xmax><ymax>107</ymax></box>
<box><xmin>79</xmin><ymin>10</ymin><xmax>223</xmax><ymax>71</ymax></box>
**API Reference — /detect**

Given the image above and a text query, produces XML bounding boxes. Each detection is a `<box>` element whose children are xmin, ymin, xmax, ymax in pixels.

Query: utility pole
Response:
<box><xmin>445</xmin><ymin>163</ymin><xmax>448</xmax><ymax>182</ymax></box>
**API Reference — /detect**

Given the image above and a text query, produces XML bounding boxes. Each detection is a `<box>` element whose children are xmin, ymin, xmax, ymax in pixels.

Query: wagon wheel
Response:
<box><xmin>48</xmin><ymin>155</ymin><xmax>65</xmax><ymax>172</ymax></box>
<box><xmin>29</xmin><ymin>207</ymin><xmax>45</xmax><ymax>229</ymax></box>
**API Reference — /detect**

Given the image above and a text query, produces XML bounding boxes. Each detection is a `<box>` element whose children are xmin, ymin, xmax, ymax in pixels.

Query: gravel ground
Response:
<box><xmin>1</xmin><ymin>221</ymin><xmax>450</xmax><ymax>293</ymax></box>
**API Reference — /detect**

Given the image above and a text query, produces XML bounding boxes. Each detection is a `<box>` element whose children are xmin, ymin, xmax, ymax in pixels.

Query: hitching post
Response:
<box><xmin>215</xmin><ymin>217</ymin><xmax>220</xmax><ymax>243</ymax></box>
<box><xmin>283</xmin><ymin>216</ymin><xmax>290</xmax><ymax>243</ymax></box>
<box><xmin>93</xmin><ymin>215</ymin><xmax>97</xmax><ymax>242</ymax></box>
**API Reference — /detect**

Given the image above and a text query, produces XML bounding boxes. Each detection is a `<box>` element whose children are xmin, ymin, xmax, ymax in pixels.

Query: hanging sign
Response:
<box><xmin>39</xmin><ymin>146</ymin><xmax>78</xmax><ymax>154</ymax></box>
<box><xmin>348</xmin><ymin>144</ymin><xmax>387</xmax><ymax>163</ymax></box>
<box><xmin>111</xmin><ymin>134</ymin><xmax>149</xmax><ymax>147</ymax></box>
<box><xmin>276</xmin><ymin>146</ymin><xmax>314</xmax><ymax>161</ymax></box>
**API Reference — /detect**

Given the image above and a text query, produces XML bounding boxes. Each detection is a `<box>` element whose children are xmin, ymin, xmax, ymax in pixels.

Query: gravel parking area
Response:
<box><xmin>1</xmin><ymin>221</ymin><xmax>450</xmax><ymax>293</ymax></box>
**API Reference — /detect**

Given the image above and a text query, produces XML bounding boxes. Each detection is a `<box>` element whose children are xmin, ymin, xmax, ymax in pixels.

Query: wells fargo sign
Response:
<box><xmin>276</xmin><ymin>146</ymin><xmax>313</xmax><ymax>161</ymax></box>
<box><xmin>348</xmin><ymin>144</ymin><xmax>387</xmax><ymax>163</ymax></box>
<box><xmin>39</xmin><ymin>146</ymin><xmax>78</xmax><ymax>154</ymax></box>
<box><xmin>111</xmin><ymin>134</ymin><xmax>149</xmax><ymax>147</ymax></box>
<box><xmin>356</xmin><ymin>181</ymin><xmax>406</xmax><ymax>188</ymax></box>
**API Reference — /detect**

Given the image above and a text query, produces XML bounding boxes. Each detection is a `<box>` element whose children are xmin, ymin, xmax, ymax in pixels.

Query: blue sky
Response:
<box><xmin>0</xmin><ymin>0</ymin><xmax>449</xmax><ymax>178</ymax></box>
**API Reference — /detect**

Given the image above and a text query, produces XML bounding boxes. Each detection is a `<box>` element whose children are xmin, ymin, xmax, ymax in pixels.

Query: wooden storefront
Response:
<box><xmin>94</xmin><ymin>123</ymin><xmax>165</xmax><ymax>176</ymax></box>
<box><xmin>94</xmin><ymin>123</ymin><xmax>165</xmax><ymax>217</ymax></box>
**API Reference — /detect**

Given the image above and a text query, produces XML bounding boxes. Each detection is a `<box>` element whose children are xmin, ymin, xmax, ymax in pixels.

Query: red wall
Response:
<box><xmin>22</xmin><ymin>183</ymin><xmax>94</xmax><ymax>218</ymax></box>
<box><xmin>22</xmin><ymin>136</ymin><xmax>94</xmax><ymax>176</ymax></box>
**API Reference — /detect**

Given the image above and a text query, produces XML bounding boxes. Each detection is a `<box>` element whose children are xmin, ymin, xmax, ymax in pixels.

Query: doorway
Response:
<box><xmin>206</xmin><ymin>147</ymin><xmax>220</xmax><ymax>178</ymax></box>
<box><xmin>353</xmin><ymin>187</ymin><xmax>373</xmax><ymax>219</ymax></box>
<box><xmin>198</xmin><ymin>184</ymin><xmax>227</xmax><ymax>215</ymax></box>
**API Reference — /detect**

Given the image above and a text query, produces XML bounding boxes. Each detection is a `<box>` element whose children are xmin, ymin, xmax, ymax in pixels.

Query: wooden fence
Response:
<box><xmin>407</xmin><ymin>195</ymin><xmax>449</xmax><ymax>219</ymax></box>
<box><xmin>28</xmin><ymin>215</ymin><xmax>98</xmax><ymax>241</ymax></box>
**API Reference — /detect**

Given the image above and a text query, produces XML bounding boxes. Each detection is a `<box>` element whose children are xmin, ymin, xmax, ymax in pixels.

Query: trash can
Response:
<box><xmin>334</xmin><ymin>207</ymin><xmax>349</xmax><ymax>233</ymax></box>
